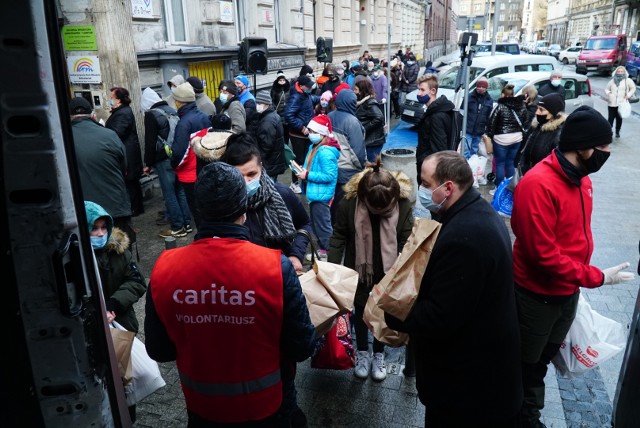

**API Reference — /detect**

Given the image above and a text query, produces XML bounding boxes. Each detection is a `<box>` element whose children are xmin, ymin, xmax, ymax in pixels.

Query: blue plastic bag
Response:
<box><xmin>491</xmin><ymin>177</ymin><xmax>514</xmax><ymax>217</ymax></box>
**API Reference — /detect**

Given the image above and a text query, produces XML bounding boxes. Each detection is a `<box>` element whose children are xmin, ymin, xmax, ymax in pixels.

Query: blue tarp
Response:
<box><xmin>383</xmin><ymin>120</ymin><xmax>418</xmax><ymax>151</ymax></box>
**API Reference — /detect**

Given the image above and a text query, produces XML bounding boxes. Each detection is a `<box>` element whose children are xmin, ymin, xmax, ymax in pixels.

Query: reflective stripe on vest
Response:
<box><xmin>178</xmin><ymin>368</ymin><xmax>281</xmax><ymax>397</ymax></box>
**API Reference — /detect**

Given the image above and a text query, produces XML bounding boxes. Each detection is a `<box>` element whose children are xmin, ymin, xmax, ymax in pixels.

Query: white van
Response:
<box><xmin>401</xmin><ymin>54</ymin><xmax>561</xmax><ymax>123</ymax></box>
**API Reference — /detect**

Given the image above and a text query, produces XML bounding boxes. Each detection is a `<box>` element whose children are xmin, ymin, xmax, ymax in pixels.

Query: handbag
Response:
<box><xmin>551</xmin><ymin>295</ymin><xmax>626</xmax><ymax>378</ymax></box>
<box><xmin>626</xmin><ymin>80</ymin><xmax>639</xmax><ymax>103</ymax></box>
<box><xmin>481</xmin><ymin>134</ymin><xmax>493</xmax><ymax>155</ymax></box>
<box><xmin>310</xmin><ymin>313</ymin><xmax>356</xmax><ymax>370</ymax></box>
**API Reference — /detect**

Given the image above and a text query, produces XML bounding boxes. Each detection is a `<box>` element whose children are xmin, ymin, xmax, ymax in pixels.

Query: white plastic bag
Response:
<box><xmin>467</xmin><ymin>154</ymin><xmax>488</xmax><ymax>186</ymax></box>
<box><xmin>618</xmin><ymin>100</ymin><xmax>631</xmax><ymax>119</ymax></box>
<box><xmin>552</xmin><ymin>295</ymin><xmax>627</xmax><ymax>378</ymax></box>
<box><xmin>112</xmin><ymin>321</ymin><xmax>166</xmax><ymax>405</ymax></box>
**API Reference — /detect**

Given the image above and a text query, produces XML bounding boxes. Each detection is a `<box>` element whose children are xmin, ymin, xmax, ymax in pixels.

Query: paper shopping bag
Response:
<box><xmin>314</xmin><ymin>260</ymin><xmax>359</xmax><ymax>313</ymax></box>
<box><xmin>363</xmin><ymin>285</ymin><xmax>409</xmax><ymax>347</ymax></box>
<box><xmin>376</xmin><ymin>219</ymin><xmax>441</xmax><ymax>321</ymax></box>
<box><xmin>300</xmin><ymin>269</ymin><xmax>342</xmax><ymax>337</ymax></box>
<box><xmin>109</xmin><ymin>324</ymin><xmax>135</xmax><ymax>385</ymax></box>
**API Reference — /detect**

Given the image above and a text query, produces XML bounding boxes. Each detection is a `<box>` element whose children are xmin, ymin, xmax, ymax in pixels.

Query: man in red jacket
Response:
<box><xmin>511</xmin><ymin>106</ymin><xmax>634</xmax><ymax>428</ymax></box>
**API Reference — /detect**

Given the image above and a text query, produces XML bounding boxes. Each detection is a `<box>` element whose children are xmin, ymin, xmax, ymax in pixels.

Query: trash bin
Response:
<box><xmin>381</xmin><ymin>148</ymin><xmax>417</xmax><ymax>203</ymax></box>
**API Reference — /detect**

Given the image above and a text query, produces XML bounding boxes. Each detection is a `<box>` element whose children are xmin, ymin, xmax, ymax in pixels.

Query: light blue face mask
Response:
<box><xmin>308</xmin><ymin>133</ymin><xmax>323</xmax><ymax>144</ymax></box>
<box><xmin>90</xmin><ymin>234</ymin><xmax>108</xmax><ymax>249</ymax></box>
<box><xmin>219</xmin><ymin>93</ymin><xmax>228</xmax><ymax>103</ymax></box>
<box><xmin>246</xmin><ymin>178</ymin><xmax>261</xmax><ymax>198</ymax></box>
<box><xmin>418</xmin><ymin>183</ymin><xmax>448</xmax><ymax>212</ymax></box>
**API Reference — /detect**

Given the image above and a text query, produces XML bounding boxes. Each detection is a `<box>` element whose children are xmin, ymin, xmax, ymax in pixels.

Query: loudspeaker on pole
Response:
<box><xmin>239</xmin><ymin>37</ymin><xmax>268</xmax><ymax>74</ymax></box>
<box><xmin>316</xmin><ymin>37</ymin><xmax>333</xmax><ymax>63</ymax></box>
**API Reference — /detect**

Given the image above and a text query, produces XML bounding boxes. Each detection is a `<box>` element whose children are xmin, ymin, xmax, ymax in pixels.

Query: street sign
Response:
<box><xmin>457</xmin><ymin>16</ymin><xmax>486</xmax><ymax>31</ymax></box>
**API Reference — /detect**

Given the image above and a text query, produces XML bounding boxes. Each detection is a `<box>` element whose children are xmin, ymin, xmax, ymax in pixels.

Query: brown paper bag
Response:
<box><xmin>110</xmin><ymin>326</ymin><xmax>135</xmax><ymax>385</ymax></box>
<box><xmin>376</xmin><ymin>219</ymin><xmax>441</xmax><ymax>321</ymax></box>
<box><xmin>363</xmin><ymin>285</ymin><xmax>409</xmax><ymax>347</ymax></box>
<box><xmin>299</xmin><ymin>261</ymin><xmax>359</xmax><ymax>337</ymax></box>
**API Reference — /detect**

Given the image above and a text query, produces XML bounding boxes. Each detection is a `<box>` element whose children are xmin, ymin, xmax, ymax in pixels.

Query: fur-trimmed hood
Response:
<box><xmin>530</xmin><ymin>112</ymin><xmax>567</xmax><ymax>132</ymax></box>
<box><xmin>104</xmin><ymin>227</ymin><xmax>130</xmax><ymax>255</ymax></box>
<box><xmin>343</xmin><ymin>168</ymin><xmax>413</xmax><ymax>200</ymax></box>
<box><xmin>190</xmin><ymin>129</ymin><xmax>234</xmax><ymax>162</ymax></box>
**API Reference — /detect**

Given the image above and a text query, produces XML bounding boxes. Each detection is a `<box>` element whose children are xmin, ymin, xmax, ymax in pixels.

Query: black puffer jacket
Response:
<box><xmin>356</xmin><ymin>98</ymin><xmax>386</xmax><ymax>148</ymax></box>
<box><xmin>486</xmin><ymin>95</ymin><xmax>528</xmax><ymax>138</ymax></box>
<box><xmin>256</xmin><ymin>108</ymin><xmax>286</xmax><ymax>177</ymax></box>
<box><xmin>270</xmin><ymin>79</ymin><xmax>291</xmax><ymax>124</ymax></box>
<box><xmin>143</xmin><ymin>101</ymin><xmax>174</xmax><ymax>167</ymax></box>
<box><xmin>519</xmin><ymin>113</ymin><xmax>567</xmax><ymax>174</ymax></box>
<box><xmin>416</xmin><ymin>95</ymin><xmax>456</xmax><ymax>176</ymax></box>
<box><xmin>105</xmin><ymin>104</ymin><xmax>143</xmax><ymax>182</ymax></box>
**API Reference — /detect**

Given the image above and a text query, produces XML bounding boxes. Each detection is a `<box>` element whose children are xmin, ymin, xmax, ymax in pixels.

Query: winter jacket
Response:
<box><xmin>356</xmin><ymin>98</ymin><xmax>386</xmax><ymax>148</ymax></box>
<box><xmin>322</xmin><ymin>77</ymin><xmax>342</xmax><ymax>95</ymax></box>
<box><xmin>170</xmin><ymin>102</ymin><xmax>211</xmax><ymax>181</ymax></box>
<box><xmin>400</xmin><ymin>62</ymin><xmax>419</xmax><ymax>93</ymax></box>
<box><xmin>256</xmin><ymin>108</ymin><xmax>286</xmax><ymax>177</ymax></box>
<box><xmin>245</xmin><ymin>182</ymin><xmax>313</xmax><ymax>263</ymax></box>
<box><xmin>465</xmin><ymin>90</ymin><xmax>493</xmax><ymax>136</ymax></box>
<box><xmin>143</xmin><ymin>101</ymin><xmax>175</xmax><ymax>167</ymax></box>
<box><xmin>71</xmin><ymin>117</ymin><xmax>131</xmax><ymax>219</ymax></box>
<box><xmin>284</xmin><ymin>82</ymin><xmax>319</xmax><ymax>134</ymax></box>
<box><xmin>370</xmin><ymin>73</ymin><xmax>388</xmax><ymax>103</ymax></box>
<box><xmin>518</xmin><ymin>113</ymin><xmax>566</xmax><ymax>175</ymax></box>
<box><xmin>302</xmin><ymin>138</ymin><xmax>341</xmax><ymax>203</ymax></box>
<box><xmin>194</xmin><ymin>92</ymin><xmax>216</xmax><ymax>116</ymax></box>
<box><xmin>328</xmin><ymin>170</ymin><xmax>415</xmax><ymax>307</ymax></box>
<box><xmin>605</xmin><ymin>74</ymin><xmax>636</xmax><ymax>107</ymax></box>
<box><xmin>238</xmin><ymin>90</ymin><xmax>258</xmax><ymax>137</ymax></box>
<box><xmin>537</xmin><ymin>82</ymin><xmax>566</xmax><ymax>99</ymax></box>
<box><xmin>328</xmin><ymin>90</ymin><xmax>366</xmax><ymax>184</ymax></box>
<box><xmin>144</xmin><ymin>223</ymin><xmax>316</xmax><ymax>421</ymax></box>
<box><xmin>511</xmin><ymin>150</ymin><xmax>605</xmax><ymax>296</ymax></box>
<box><xmin>86</xmin><ymin>202</ymin><xmax>145</xmax><ymax>333</ymax></box>
<box><xmin>486</xmin><ymin>95</ymin><xmax>528</xmax><ymax>138</ymax></box>
<box><xmin>271</xmin><ymin>79</ymin><xmax>291</xmax><ymax>124</ymax></box>
<box><xmin>524</xmin><ymin>96</ymin><xmax>540</xmax><ymax>130</ymax></box>
<box><xmin>416</xmin><ymin>95</ymin><xmax>456</xmax><ymax>175</ymax></box>
<box><xmin>105</xmin><ymin>105</ymin><xmax>143</xmax><ymax>182</ymax></box>
<box><xmin>219</xmin><ymin>97</ymin><xmax>246</xmax><ymax>134</ymax></box>
<box><xmin>386</xmin><ymin>188</ymin><xmax>523</xmax><ymax>425</ymax></box>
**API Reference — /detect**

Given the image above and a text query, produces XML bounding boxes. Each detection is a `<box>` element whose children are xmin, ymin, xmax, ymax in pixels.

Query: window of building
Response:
<box><xmin>474</xmin><ymin>4</ymin><xmax>482</xmax><ymax>11</ymax></box>
<box><xmin>164</xmin><ymin>0</ymin><xmax>188</xmax><ymax>43</ymax></box>
<box><xmin>501</xmin><ymin>3</ymin><xmax>506</xmax><ymax>10</ymax></box>
<box><xmin>500</xmin><ymin>13</ymin><xmax>505</xmax><ymax>21</ymax></box>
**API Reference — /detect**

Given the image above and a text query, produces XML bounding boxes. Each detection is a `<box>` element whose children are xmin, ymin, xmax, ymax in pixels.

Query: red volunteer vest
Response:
<box><xmin>151</xmin><ymin>238</ymin><xmax>283</xmax><ymax>423</ymax></box>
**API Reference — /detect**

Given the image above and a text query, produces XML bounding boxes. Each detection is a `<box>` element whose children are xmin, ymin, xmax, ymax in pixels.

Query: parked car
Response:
<box><xmin>474</xmin><ymin>42</ymin><xmax>521</xmax><ymax>55</ymax></box>
<box><xmin>548</xmin><ymin>44</ymin><xmax>562</xmax><ymax>59</ymax></box>
<box><xmin>576</xmin><ymin>34</ymin><xmax>628</xmax><ymax>75</ymax></box>
<box><xmin>485</xmin><ymin>70</ymin><xmax>593</xmax><ymax>114</ymax></box>
<box><xmin>534</xmin><ymin>40</ymin><xmax>549</xmax><ymax>55</ymax></box>
<box><xmin>625</xmin><ymin>40</ymin><xmax>640</xmax><ymax>84</ymax></box>
<box><xmin>559</xmin><ymin>46</ymin><xmax>583</xmax><ymax>64</ymax></box>
<box><xmin>401</xmin><ymin>54</ymin><xmax>560</xmax><ymax>123</ymax></box>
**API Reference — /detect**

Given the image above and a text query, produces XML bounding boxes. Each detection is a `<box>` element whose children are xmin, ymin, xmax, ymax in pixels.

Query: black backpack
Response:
<box><xmin>448</xmin><ymin>109</ymin><xmax>464</xmax><ymax>151</ymax></box>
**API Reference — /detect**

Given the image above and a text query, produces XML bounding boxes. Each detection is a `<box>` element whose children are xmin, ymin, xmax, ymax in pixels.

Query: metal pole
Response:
<box><xmin>610</xmin><ymin>0</ymin><xmax>616</xmax><ymax>28</ymax></box>
<box><xmin>387</xmin><ymin>21</ymin><xmax>392</xmax><ymax>131</ymax></box>
<box><xmin>460</xmin><ymin>38</ymin><xmax>473</xmax><ymax>156</ymax></box>
<box><xmin>492</xmin><ymin>0</ymin><xmax>500</xmax><ymax>55</ymax></box>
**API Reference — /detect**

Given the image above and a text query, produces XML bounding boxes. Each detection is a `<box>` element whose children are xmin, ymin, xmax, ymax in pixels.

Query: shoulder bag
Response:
<box><xmin>505</xmin><ymin>108</ymin><xmax>527</xmax><ymax>193</ymax></box>
<box><xmin>626</xmin><ymin>80</ymin><xmax>639</xmax><ymax>103</ymax></box>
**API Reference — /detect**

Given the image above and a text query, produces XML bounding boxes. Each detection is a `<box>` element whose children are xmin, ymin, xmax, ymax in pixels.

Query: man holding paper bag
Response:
<box><xmin>384</xmin><ymin>151</ymin><xmax>522</xmax><ymax>428</ymax></box>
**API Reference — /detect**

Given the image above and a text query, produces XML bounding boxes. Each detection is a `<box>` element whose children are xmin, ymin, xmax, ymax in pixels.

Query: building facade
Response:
<box><xmin>546</xmin><ymin>0</ymin><xmax>569</xmax><ymax>45</ymax></box>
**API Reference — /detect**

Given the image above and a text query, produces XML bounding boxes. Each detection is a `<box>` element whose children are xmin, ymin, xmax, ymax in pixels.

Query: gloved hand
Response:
<box><xmin>602</xmin><ymin>262</ymin><xmax>635</xmax><ymax>285</ymax></box>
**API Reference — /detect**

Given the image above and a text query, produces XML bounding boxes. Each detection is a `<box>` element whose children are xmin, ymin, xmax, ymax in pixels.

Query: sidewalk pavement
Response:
<box><xmin>132</xmin><ymin>94</ymin><xmax>639</xmax><ymax>427</ymax></box>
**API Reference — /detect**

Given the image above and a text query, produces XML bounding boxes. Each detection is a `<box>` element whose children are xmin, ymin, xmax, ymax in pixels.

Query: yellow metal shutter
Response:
<box><xmin>188</xmin><ymin>60</ymin><xmax>224</xmax><ymax>101</ymax></box>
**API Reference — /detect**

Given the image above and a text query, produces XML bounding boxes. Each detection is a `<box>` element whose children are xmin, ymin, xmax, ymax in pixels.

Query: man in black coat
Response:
<box><xmin>254</xmin><ymin>91</ymin><xmax>286</xmax><ymax>181</ymax></box>
<box><xmin>415</xmin><ymin>74</ymin><xmax>456</xmax><ymax>178</ymax></box>
<box><xmin>386</xmin><ymin>151</ymin><xmax>523</xmax><ymax>428</ymax></box>
<box><xmin>463</xmin><ymin>76</ymin><xmax>494</xmax><ymax>158</ymax></box>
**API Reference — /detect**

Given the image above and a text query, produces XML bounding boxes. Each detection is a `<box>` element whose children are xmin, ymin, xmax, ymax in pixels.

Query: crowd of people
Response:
<box><xmin>67</xmin><ymin>46</ymin><xmax>637</xmax><ymax>428</ymax></box>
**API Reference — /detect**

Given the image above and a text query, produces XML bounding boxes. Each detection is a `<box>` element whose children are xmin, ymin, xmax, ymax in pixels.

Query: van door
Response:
<box><xmin>626</xmin><ymin>43</ymin><xmax>640</xmax><ymax>83</ymax></box>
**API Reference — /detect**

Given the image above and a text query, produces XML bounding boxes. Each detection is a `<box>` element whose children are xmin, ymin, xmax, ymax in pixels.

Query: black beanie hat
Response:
<box><xmin>210</xmin><ymin>113</ymin><xmax>232</xmax><ymax>130</ymax></box>
<box><xmin>219</xmin><ymin>80</ymin><xmax>237</xmax><ymax>96</ymax></box>
<box><xmin>186</xmin><ymin>76</ymin><xmax>204</xmax><ymax>94</ymax></box>
<box><xmin>69</xmin><ymin>97</ymin><xmax>92</xmax><ymax>114</ymax></box>
<box><xmin>300</xmin><ymin>64</ymin><xmax>314</xmax><ymax>76</ymax></box>
<box><xmin>195</xmin><ymin>162</ymin><xmax>247</xmax><ymax>223</ymax></box>
<box><xmin>558</xmin><ymin>106</ymin><xmax>612</xmax><ymax>152</ymax></box>
<box><xmin>538</xmin><ymin>93</ymin><xmax>565</xmax><ymax>117</ymax></box>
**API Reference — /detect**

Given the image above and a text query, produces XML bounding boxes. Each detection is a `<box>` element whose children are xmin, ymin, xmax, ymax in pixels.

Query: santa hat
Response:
<box><xmin>307</xmin><ymin>115</ymin><xmax>333</xmax><ymax>137</ymax></box>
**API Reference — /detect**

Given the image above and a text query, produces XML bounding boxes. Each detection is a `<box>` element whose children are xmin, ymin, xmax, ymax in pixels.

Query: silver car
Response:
<box><xmin>486</xmin><ymin>70</ymin><xmax>593</xmax><ymax>114</ymax></box>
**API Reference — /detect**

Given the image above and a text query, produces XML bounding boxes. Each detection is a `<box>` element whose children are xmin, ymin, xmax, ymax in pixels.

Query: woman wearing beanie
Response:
<box><xmin>270</xmin><ymin>70</ymin><xmax>291</xmax><ymax>145</ymax></box>
<box><xmin>517</xmin><ymin>92</ymin><xmax>567</xmax><ymax>175</ymax></box>
<box><xmin>314</xmin><ymin>90</ymin><xmax>335</xmax><ymax>115</ymax></box>
<box><xmin>605</xmin><ymin>66</ymin><xmax>636</xmax><ymax>138</ymax></box>
<box><xmin>354</xmin><ymin>79</ymin><xmax>386</xmax><ymax>161</ymax></box>
<box><xmin>328</xmin><ymin>158</ymin><xmax>414</xmax><ymax>382</ymax></box>
<box><xmin>294</xmin><ymin>115</ymin><xmax>341</xmax><ymax>257</ymax></box>
<box><xmin>486</xmin><ymin>84</ymin><xmax>528</xmax><ymax>191</ymax></box>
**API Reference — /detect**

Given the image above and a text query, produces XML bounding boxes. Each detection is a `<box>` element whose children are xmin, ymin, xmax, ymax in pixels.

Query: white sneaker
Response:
<box><xmin>371</xmin><ymin>352</ymin><xmax>387</xmax><ymax>381</ymax></box>
<box><xmin>290</xmin><ymin>182</ymin><xmax>302</xmax><ymax>194</ymax></box>
<box><xmin>489</xmin><ymin>188</ymin><xmax>496</xmax><ymax>196</ymax></box>
<box><xmin>354</xmin><ymin>351</ymin><xmax>370</xmax><ymax>379</ymax></box>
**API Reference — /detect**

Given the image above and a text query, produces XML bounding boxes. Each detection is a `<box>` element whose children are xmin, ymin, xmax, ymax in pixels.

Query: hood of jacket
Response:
<box><xmin>191</xmin><ymin>129</ymin><xmax>234</xmax><ymax>162</ymax></box>
<box><xmin>335</xmin><ymin>90</ymin><xmax>358</xmax><ymax>115</ymax></box>
<box><xmin>168</xmin><ymin>74</ymin><xmax>185</xmax><ymax>87</ymax></box>
<box><xmin>141</xmin><ymin>87</ymin><xmax>162</xmax><ymax>112</ymax></box>
<box><xmin>497</xmin><ymin>95</ymin><xmax>525</xmax><ymax>109</ymax></box>
<box><xmin>84</xmin><ymin>201</ymin><xmax>113</xmax><ymax>240</ymax></box>
<box><xmin>531</xmin><ymin>112</ymin><xmax>567</xmax><ymax>132</ymax></box>
<box><xmin>272</xmin><ymin>77</ymin><xmax>291</xmax><ymax>93</ymax></box>
<box><xmin>104</xmin><ymin>227</ymin><xmax>130</xmax><ymax>255</ymax></box>
<box><xmin>426</xmin><ymin>95</ymin><xmax>455</xmax><ymax>115</ymax></box>
<box><xmin>342</xmin><ymin>169</ymin><xmax>413</xmax><ymax>200</ymax></box>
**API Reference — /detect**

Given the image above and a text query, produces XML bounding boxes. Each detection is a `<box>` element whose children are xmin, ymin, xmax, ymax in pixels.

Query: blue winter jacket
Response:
<box><xmin>465</xmin><ymin>90</ymin><xmax>494</xmax><ymax>136</ymax></box>
<box><xmin>170</xmin><ymin>102</ymin><xmax>211</xmax><ymax>169</ymax></box>
<box><xmin>303</xmin><ymin>138</ymin><xmax>341</xmax><ymax>203</ymax></box>
<box><xmin>284</xmin><ymin>83</ymin><xmax>319</xmax><ymax>133</ymax></box>
<box><xmin>328</xmin><ymin>90</ymin><xmax>366</xmax><ymax>184</ymax></box>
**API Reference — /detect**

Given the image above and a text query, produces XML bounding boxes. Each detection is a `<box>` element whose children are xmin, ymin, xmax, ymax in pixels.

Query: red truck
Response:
<box><xmin>576</xmin><ymin>34</ymin><xmax>628</xmax><ymax>75</ymax></box>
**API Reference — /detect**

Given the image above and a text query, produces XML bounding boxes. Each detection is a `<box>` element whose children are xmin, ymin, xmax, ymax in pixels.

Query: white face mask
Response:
<box><xmin>551</xmin><ymin>79</ymin><xmax>561</xmax><ymax>87</ymax></box>
<box><xmin>256</xmin><ymin>104</ymin><xmax>268</xmax><ymax>113</ymax></box>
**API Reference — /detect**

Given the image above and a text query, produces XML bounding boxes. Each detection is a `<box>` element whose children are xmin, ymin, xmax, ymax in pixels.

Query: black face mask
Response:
<box><xmin>579</xmin><ymin>148</ymin><xmax>610</xmax><ymax>174</ymax></box>
<box><xmin>536</xmin><ymin>114</ymin><xmax>549</xmax><ymax>125</ymax></box>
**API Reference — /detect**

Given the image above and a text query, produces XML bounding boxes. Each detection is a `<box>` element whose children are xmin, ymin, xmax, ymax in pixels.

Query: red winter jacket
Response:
<box><xmin>511</xmin><ymin>151</ymin><xmax>604</xmax><ymax>296</ymax></box>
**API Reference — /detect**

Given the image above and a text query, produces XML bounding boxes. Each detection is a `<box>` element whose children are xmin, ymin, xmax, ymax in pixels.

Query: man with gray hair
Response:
<box><xmin>537</xmin><ymin>69</ymin><xmax>566</xmax><ymax>99</ymax></box>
